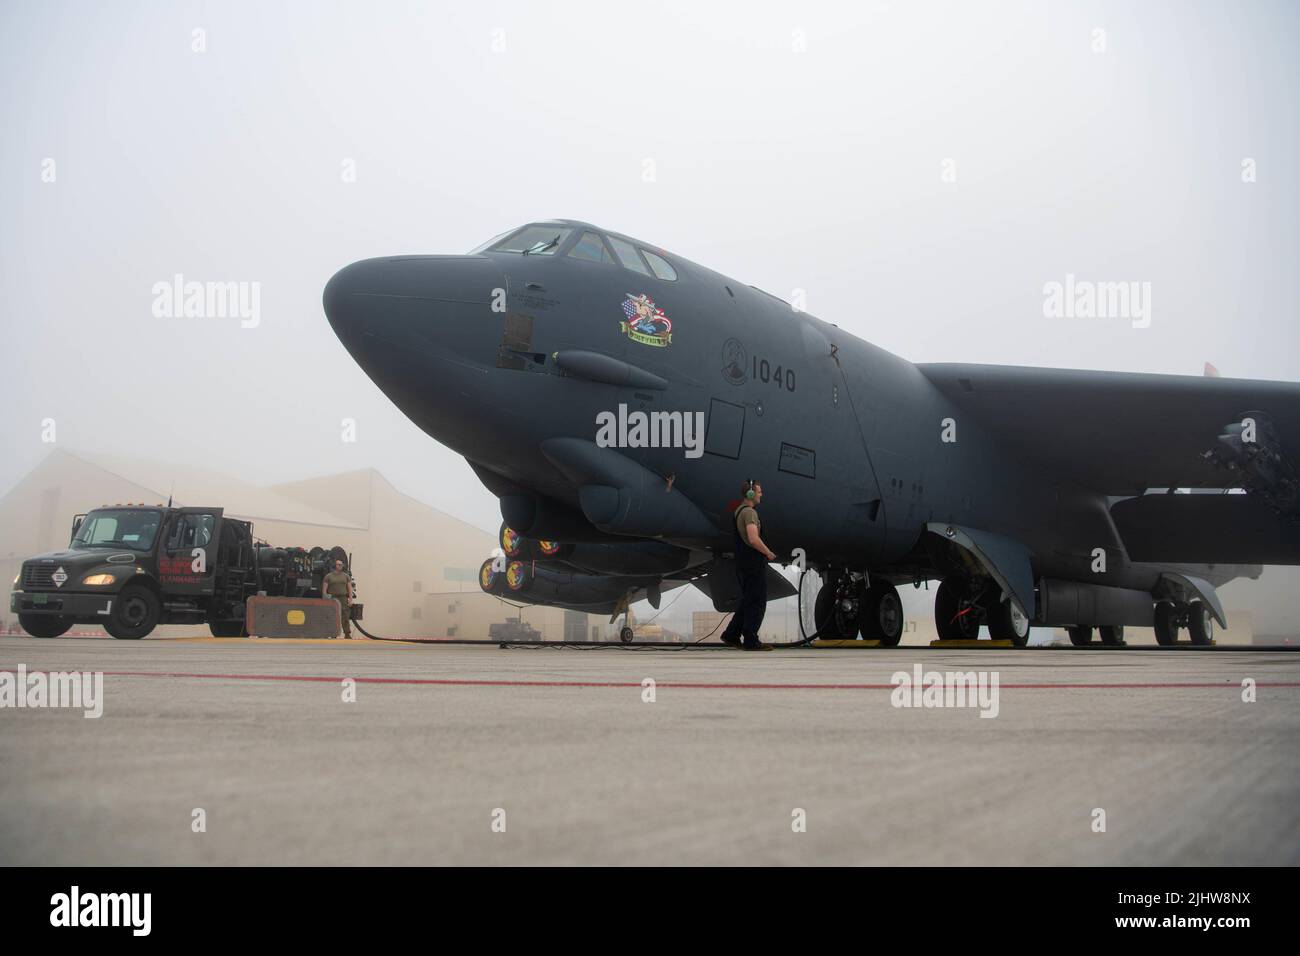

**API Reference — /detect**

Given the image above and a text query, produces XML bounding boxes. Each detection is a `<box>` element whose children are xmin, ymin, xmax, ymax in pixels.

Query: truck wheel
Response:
<box><xmin>18</xmin><ymin>614</ymin><xmax>72</xmax><ymax>639</ymax></box>
<box><xmin>104</xmin><ymin>585</ymin><xmax>161</xmax><ymax>640</ymax></box>
<box><xmin>208</xmin><ymin>620</ymin><xmax>247</xmax><ymax>638</ymax></box>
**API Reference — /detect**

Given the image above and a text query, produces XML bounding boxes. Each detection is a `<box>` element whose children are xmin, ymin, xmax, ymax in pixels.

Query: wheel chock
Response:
<box><xmin>810</xmin><ymin>639</ymin><xmax>883</xmax><ymax>648</ymax></box>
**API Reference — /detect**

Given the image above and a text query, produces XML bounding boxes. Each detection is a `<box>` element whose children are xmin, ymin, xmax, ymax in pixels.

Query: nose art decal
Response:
<box><xmin>621</xmin><ymin>293</ymin><xmax>673</xmax><ymax>348</ymax></box>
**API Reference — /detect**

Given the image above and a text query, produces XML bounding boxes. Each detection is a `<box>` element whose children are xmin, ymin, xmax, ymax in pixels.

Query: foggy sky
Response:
<box><xmin>3</xmin><ymin>1</ymin><xmax>1299</xmax><ymax>634</ymax></box>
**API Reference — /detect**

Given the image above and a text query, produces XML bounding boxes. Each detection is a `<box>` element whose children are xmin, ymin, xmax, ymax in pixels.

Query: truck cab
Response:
<box><xmin>10</xmin><ymin>504</ymin><xmax>255</xmax><ymax>639</ymax></box>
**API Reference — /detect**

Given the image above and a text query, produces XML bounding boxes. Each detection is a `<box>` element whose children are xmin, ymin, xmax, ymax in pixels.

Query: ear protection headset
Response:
<box><xmin>745</xmin><ymin>479</ymin><xmax>757</xmax><ymax>500</ymax></box>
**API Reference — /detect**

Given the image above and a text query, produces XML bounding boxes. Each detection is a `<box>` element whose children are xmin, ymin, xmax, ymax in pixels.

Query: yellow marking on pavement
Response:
<box><xmin>165</xmin><ymin>637</ymin><xmax>420</xmax><ymax>646</ymax></box>
<box><xmin>929</xmin><ymin>639</ymin><xmax>1014</xmax><ymax>648</ymax></box>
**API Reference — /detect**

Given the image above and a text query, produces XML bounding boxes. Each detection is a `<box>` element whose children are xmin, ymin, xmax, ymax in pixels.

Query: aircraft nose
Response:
<box><xmin>323</xmin><ymin>254</ymin><xmax>511</xmax><ymax>457</ymax></box>
<box><xmin>322</xmin><ymin>257</ymin><xmax>391</xmax><ymax>344</ymax></box>
<box><xmin>323</xmin><ymin>254</ymin><xmax>506</xmax><ymax>357</ymax></box>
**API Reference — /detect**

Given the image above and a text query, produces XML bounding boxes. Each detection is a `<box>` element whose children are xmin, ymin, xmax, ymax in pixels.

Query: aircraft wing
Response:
<box><xmin>918</xmin><ymin>363</ymin><xmax>1300</xmax><ymax>495</ymax></box>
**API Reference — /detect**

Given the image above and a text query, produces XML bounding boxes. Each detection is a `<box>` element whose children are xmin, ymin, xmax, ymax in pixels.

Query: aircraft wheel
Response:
<box><xmin>1098</xmin><ymin>625</ymin><xmax>1125</xmax><ymax>646</ymax></box>
<box><xmin>860</xmin><ymin>581</ymin><xmax>905</xmax><ymax>646</ymax></box>
<box><xmin>815</xmin><ymin>575</ymin><xmax>863</xmax><ymax>640</ymax></box>
<box><xmin>104</xmin><ymin>585</ymin><xmax>161</xmax><ymax>640</ymax></box>
<box><xmin>1187</xmin><ymin>602</ymin><xmax>1214</xmax><ymax>645</ymax></box>
<box><xmin>813</xmin><ymin>584</ymin><xmax>835</xmax><ymax>637</ymax></box>
<box><xmin>18</xmin><ymin>614</ymin><xmax>72</xmax><ymax>639</ymax></box>
<box><xmin>1153</xmin><ymin>602</ymin><xmax>1179</xmax><ymax>646</ymax></box>
<box><xmin>620</xmin><ymin>625</ymin><xmax>634</xmax><ymax>643</ymax></box>
<box><xmin>1067</xmin><ymin>626</ymin><xmax>1092</xmax><ymax>646</ymax></box>
<box><xmin>986</xmin><ymin>595</ymin><xmax>1031</xmax><ymax>646</ymax></box>
<box><xmin>934</xmin><ymin>578</ymin><xmax>982</xmax><ymax>641</ymax></box>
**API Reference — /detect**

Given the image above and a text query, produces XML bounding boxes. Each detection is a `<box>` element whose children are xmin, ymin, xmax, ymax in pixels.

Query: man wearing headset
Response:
<box><xmin>719</xmin><ymin>479</ymin><xmax>777</xmax><ymax>651</ymax></box>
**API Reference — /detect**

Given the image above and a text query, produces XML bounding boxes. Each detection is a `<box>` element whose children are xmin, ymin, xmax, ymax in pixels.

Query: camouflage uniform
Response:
<box><xmin>322</xmin><ymin>569</ymin><xmax>353</xmax><ymax>638</ymax></box>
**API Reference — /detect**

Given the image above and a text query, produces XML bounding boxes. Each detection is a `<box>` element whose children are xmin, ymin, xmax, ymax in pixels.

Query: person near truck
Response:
<box><xmin>323</xmin><ymin>559</ymin><xmax>354</xmax><ymax>639</ymax></box>
<box><xmin>719</xmin><ymin>479</ymin><xmax>777</xmax><ymax>651</ymax></box>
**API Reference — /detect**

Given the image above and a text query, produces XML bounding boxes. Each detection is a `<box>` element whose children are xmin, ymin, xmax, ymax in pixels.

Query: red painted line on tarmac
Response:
<box><xmin>3</xmin><ymin>669</ymin><xmax>1298</xmax><ymax>691</ymax></box>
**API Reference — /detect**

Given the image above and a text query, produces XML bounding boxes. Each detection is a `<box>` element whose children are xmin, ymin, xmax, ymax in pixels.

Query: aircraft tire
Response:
<box><xmin>1067</xmin><ymin>625</ymin><xmax>1092</xmax><ymax>646</ymax></box>
<box><xmin>1153</xmin><ymin>602</ymin><xmax>1179</xmax><ymax>645</ymax></box>
<box><xmin>815</xmin><ymin>575</ymin><xmax>861</xmax><ymax>640</ymax></box>
<box><xmin>986</xmin><ymin>596</ymin><xmax>1031</xmax><ymax>646</ymax></box>
<box><xmin>1098</xmin><ymin>625</ymin><xmax>1125</xmax><ymax>646</ymax></box>
<box><xmin>1187</xmin><ymin>602</ymin><xmax>1214</xmax><ymax>645</ymax></box>
<box><xmin>860</xmin><ymin>581</ymin><xmax>905</xmax><ymax>646</ymax></box>
<box><xmin>934</xmin><ymin>578</ymin><xmax>981</xmax><ymax>641</ymax></box>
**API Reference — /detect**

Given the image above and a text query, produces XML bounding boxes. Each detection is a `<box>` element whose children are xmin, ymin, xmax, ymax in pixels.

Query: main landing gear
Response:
<box><xmin>807</xmin><ymin>569</ymin><xmax>905</xmax><ymax>645</ymax></box>
<box><xmin>1153</xmin><ymin>600</ymin><xmax>1214</xmax><ymax>646</ymax></box>
<box><xmin>933</xmin><ymin>576</ymin><xmax>1031</xmax><ymax>647</ymax></box>
<box><xmin>1067</xmin><ymin>625</ymin><xmax>1126</xmax><ymax>646</ymax></box>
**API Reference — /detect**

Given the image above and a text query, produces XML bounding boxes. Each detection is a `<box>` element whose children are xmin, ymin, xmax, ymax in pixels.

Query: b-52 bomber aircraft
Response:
<box><xmin>324</xmin><ymin>220</ymin><xmax>1299</xmax><ymax>646</ymax></box>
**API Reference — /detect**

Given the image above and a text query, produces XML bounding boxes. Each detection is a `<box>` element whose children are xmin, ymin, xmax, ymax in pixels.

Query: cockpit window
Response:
<box><xmin>642</xmin><ymin>250</ymin><xmax>678</xmax><ymax>281</ymax></box>
<box><xmin>608</xmin><ymin>236</ymin><xmax>650</xmax><ymax>276</ymax></box>
<box><xmin>468</xmin><ymin>230</ymin><xmax>512</xmax><ymax>254</ymax></box>
<box><xmin>491</xmin><ymin>225</ymin><xmax>573</xmax><ymax>256</ymax></box>
<box><xmin>569</xmin><ymin>231</ymin><xmax>616</xmax><ymax>264</ymax></box>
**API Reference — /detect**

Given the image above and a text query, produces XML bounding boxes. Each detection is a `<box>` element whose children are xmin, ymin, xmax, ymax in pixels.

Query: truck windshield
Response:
<box><xmin>71</xmin><ymin>509</ymin><xmax>162</xmax><ymax>552</ymax></box>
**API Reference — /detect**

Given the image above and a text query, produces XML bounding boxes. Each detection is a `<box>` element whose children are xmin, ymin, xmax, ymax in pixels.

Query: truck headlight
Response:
<box><xmin>82</xmin><ymin>573</ymin><xmax>117</xmax><ymax>586</ymax></box>
<box><xmin>11</xmin><ymin>573</ymin><xmax>18</xmax><ymax>586</ymax></box>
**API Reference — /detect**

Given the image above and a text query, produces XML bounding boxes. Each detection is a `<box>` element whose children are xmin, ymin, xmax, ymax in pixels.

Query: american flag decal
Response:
<box><xmin>620</xmin><ymin>293</ymin><xmax>673</xmax><ymax>348</ymax></box>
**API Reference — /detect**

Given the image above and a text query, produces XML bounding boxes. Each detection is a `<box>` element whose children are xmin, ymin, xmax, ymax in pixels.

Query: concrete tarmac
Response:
<box><xmin>1</xmin><ymin>634</ymin><xmax>1297</xmax><ymax>866</ymax></box>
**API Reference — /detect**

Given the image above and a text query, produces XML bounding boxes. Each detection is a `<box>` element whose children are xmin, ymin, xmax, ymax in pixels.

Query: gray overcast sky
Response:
<box><xmin>2</xmin><ymin>1</ymin><xmax>1299</xmax><ymax>632</ymax></box>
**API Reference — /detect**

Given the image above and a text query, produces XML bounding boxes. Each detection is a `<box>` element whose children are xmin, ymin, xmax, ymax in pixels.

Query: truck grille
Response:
<box><xmin>22</xmin><ymin>565</ymin><xmax>57</xmax><ymax>589</ymax></box>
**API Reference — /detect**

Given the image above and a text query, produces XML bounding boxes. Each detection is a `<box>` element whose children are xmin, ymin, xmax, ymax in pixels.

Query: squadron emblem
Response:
<box><xmin>620</xmin><ymin>293</ymin><xmax>673</xmax><ymax>348</ymax></box>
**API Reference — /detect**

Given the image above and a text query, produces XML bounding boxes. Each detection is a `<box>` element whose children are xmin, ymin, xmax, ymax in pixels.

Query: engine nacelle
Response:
<box><xmin>1037</xmin><ymin>578</ymin><xmax>1154</xmax><ymax>627</ymax></box>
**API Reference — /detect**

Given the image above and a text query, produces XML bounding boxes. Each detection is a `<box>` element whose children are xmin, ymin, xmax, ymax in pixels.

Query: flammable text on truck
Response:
<box><xmin>9</xmin><ymin>504</ymin><xmax>354</xmax><ymax>639</ymax></box>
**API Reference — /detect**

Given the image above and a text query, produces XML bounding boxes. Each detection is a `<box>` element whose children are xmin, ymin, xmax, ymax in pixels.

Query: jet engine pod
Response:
<box><xmin>505</xmin><ymin>559</ymin><xmax>533</xmax><ymax>593</ymax></box>
<box><xmin>499</xmin><ymin>494</ymin><xmax>624</xmax><ymax>543</ymax></box>
<box><xmin>576</xmin><ymin>483</ymin><xmax>717</xmax><ymax>541</ymax></box>
<box><xmin>499</xmin><ymin>523</ymin><xmax>526</xmax><ymax>558</ymax></box>
<box><xmin>498</xmin><ymin>522</ymin><xmax>573</xmax><ymax>561</ymax></box>
<box><xmin>478</xmin><ymin>558</ymin><xmax>504</xmax><ymax>595</ymax></box>
<box><xmin>535</xmin><ymin>538</ymin><xmax>568</xmax><ymax>560</ymax></box>
<box><xmin>540</xmin><ymin>438</ymin><xmax>720</xmax><ymax>542</ymax></box>
<box><xmin>560</xmin><ymin>540</ymin><xmax>691</xmax><ymax>576</ymax></box>
<box><xmin>500</xmin><ymin>564</ymin><xmax>665</xmax><ymax>612</ymax></box>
